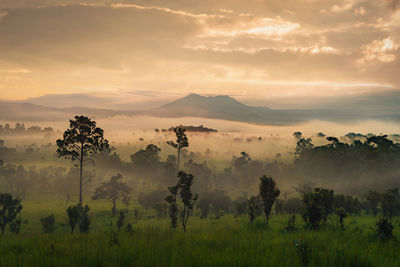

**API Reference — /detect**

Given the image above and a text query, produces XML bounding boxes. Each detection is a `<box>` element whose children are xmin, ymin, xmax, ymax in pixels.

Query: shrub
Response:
<box><xmin>41</xmin><ymin>214</ymin><xmax>55</xmax><ymax>233</ymax></box>
<box><xmin>66</xmin><ymin>203</ymin><xmax>90</xmax><ymax>233</ymax></box>
<box><xmin>79</xmin><ymin>212</ymin><xmax>90</xmax><ymax>233</ymax></box>
<box><xmin>376</xmin><ymin>218</ymin><xmax>393</xmax><ymax>242</ymax></box>
<box><xmin>9</xmin><ymin>218</ymin><xmax>21</xmax><ymax>235</ymax></box>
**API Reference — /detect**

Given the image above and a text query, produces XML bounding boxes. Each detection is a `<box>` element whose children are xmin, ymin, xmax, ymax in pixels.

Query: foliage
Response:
<box><xmin>56</xmin><ymin>115</ymin><xmax>109</xmax><ymax>203</ymax></box>
<box><xmin>247</xmin><ymin>195</ymin><xmax>262</xmax><ymax>224</ymax></box>
<box><xmin>376</xmin><ymin>217</ymin><xmax>393</xmax><ymax>242</ymax></box>
<box><xmin>92</xmin><ymin>173</ymin><xmax>131</xmax><ymax>216</ymax></box>
<box><xmin>197</xmin><ymin>190</ymin><xmax>232</xmax><ymax>218</ymax></box>
<box><xmin>166</xmin><ymin>126</ymin><xmax>189</xmax><ymax>170</ymax></box>
<box><xmin>259</xmin><ymin>175</ymin><xmax>280</xmax><ymax>225</ymax></box>
<box><xmin>66</xmin><ymin>203</ymin><xmax>90</xmax><ymax>233</ymax></box>
<box><xmin>335</xmin><ymin>208</ymin><xmax>347</xmax><ymax>229</ymax></box>
<box><xmin>165</xmin><ymin>185</ymin><xmax>179</xmax><ymax>230</ymax></box>
<box><xmin>9</xmin><ymin>218</ymin><xmax>22</xmax><ymax>234</ymax></box>
<box><xmin>381</xmin><ymin>188</ymin><xmax>400</xmax><ymax>222</ymax></box>
<box><xmin>302</xmin><ymin>191</ymin><xmax>323</xmax><ymax>229</ymax></box>
<box><xmin>0</xmin><ymin>193</ymin><xmax>23</xmax><ymax>235</ymax></box>
<box><xmin>41</xmin><ymin>214</ymin><xmax>55</xmax><ymax>233</ymax></box>
<box><xmin>177</xmin><ymin>171</ymin><xmax>198</xmax><ymax>232</ymax></box>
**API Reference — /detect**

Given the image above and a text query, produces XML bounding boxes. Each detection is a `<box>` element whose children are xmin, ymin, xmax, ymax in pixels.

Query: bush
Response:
<box><xmin>66</xmin><ymin>203</ymin><xmax>90</xmax><ymax>233</ymax></box>
<box><xmin>80</xmin><ymin>213</ymin><xmax>90</xmax><ymax>233</ymax></box>
<box><xmin>376</xmin><ymin>218</ymin><xmax>393</xmax><ymax>242</ymax></box>
<box><xmin>9</xmin><ymin>218</ymin><xmax>21</xmax><ymax>235</ymax></box>
<box><xmin>41</xmin><ymin>214</ymin><xmax>55</xmax><ymax>233</ymax></box>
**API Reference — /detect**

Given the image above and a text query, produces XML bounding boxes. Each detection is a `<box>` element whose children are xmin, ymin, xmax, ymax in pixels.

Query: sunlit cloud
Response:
<box><xmin>359</xmin><ymin>37</ymin><xmax>400</xmax><ymax>64</ymax></box>
<box><xmin>202</xmin><ymin>17</ymin><xmax>299</xmax><ymax>37</ymax></box>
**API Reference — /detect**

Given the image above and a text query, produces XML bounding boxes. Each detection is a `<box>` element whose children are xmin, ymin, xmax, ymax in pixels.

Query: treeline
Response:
<box><xmin>0</xmin><ymin>123</ymin><xmax>54</xmax><ymax>135</ymax></box>
<box><xmin>291</xmin><ymin>134</ymin><xmax>400</xmax><ymax>193</ymax></box>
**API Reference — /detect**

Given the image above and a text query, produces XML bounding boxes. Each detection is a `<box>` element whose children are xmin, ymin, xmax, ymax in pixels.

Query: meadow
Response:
<box><xmin>0</xmin><ymin>196</ymin><xmax>399</xmax><ymax>267</ymax></box>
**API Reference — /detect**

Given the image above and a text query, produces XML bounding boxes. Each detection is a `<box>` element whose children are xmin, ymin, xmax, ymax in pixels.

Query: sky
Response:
<box><xmin>0</xmin><ymin>0</ymin><xmax>399</xmax><ymax>108</ymax></box>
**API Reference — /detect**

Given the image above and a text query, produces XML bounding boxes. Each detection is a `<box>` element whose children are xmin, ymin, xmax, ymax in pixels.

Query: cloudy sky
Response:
<box><xmin>0</xmin><ymin>0</ymin><xmax>399</xmax><ymax>108</ymax></box>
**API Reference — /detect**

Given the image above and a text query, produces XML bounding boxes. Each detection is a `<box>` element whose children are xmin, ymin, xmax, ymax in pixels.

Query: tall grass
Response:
<box><xmin>0</xmin><ymin>197</ymin><xmax>399</xmax><ymax>266</ymax></box>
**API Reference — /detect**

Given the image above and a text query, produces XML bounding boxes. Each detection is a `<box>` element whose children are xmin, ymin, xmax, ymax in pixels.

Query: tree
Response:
<box><xmin>165</xmin><ymin>185</ymin><xmax>179</xmax><ymax>229</ymax></box>
<box><xmin>315</xmin><ymin>188</ymin><xmax>335</xmax><ymax>225</ymax></box>
<box><xmin>295</xmin><ymin>138</ymin><xmax>313</xmax><ymax>157</ymax></box>
<box><xmin>92</xmin><ymin>174</ymin><xmax>131</xmax><ymax>216</ymax></box>
<box><xmin>56</xmin><ymin>115</ymin><xmax>109</xmax><ymax>204</ymax></box>
<box><xmin>0</xmin><ymin>193</ymin><xmax>23</xmax><ymax>235</ymax></box>
<box><xmin>167</xmin><ymin>126</ymin><xmax>189</xmax><ymax>171</ymax></box>
<box><xmin>177</xmin><ymin>171</ymin><xmax>198</xmax><ymax>232</ymax></box>
<box><xmin>130</xmin><ymin>144</ymin><xmax>161</xmax><ymax>168</ymax></box>
<box><xmin>259</xmin><ymin>175</ymin><xmax>280</xmax><ymax>225</ymax></box>
<box><xmin>293</xmin><ymin>131</ymin><xmax>302</xmax><ymax>140</ymax></box>
<box><xmin>364</xmin><ymin>190</ymin><xmax>381</xmax><ymax>216</ymax></box>
<box><xmin>381</xmin><ymin>188</ymin><xmax>400</xmax><ymax>222</ymax></box>
<box><xmin>302</xmin><ymin>191</ymin><xmax>323</xmax><ymax>229</ymax></box>
<box><xmin>302</xmin><ymin>188</ymin><xmax>335</xmax><ymax>228</ymax></box>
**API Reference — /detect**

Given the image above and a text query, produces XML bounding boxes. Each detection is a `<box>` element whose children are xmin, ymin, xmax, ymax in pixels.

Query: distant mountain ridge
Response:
<box><xmin>0</xmin><ymin>93</ymin><xmax>399</xmax><ymax>125</ymax></box>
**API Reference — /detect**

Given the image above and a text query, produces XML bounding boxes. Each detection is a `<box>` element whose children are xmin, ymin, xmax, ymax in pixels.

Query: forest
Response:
<box><xmin>1</xmin><ymin>116</ymin><xmax>400</xmax><ymax>266</ymax></box>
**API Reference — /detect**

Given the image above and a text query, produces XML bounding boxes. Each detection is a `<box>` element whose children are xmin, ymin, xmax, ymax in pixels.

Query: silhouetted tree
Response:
<box><xmin>92</xmin><ymin>174</ymin><xmax>131</xmax><ymax>216</ymax></box>
<box><xmin>0</xmin><ymin>193</ymin><xmax>22</xmax><ymax>235</ymax></box>
<box><xmin>293</xmin><ymin>132</ymin><xmax>303</xmax><ymax>140</ymax></box>
<box><xmin>167</xmin><ymin>127</ymin><xmax>189</xmax><ymax>171</ymax></box>
<box><xmin>302</xmin><ymin>191</ymin><xmax>323</xmax><ymax>229</ymax></box>
<box><xmin>57</xmin><ymin>115</ymin><xmax>109</xmax><ymax>203</ymax></box>
<box><xmin>130</xmin><ymin>144</ymin><xmax>161</xmax><ymax>168</ymax></box>
<box><xmin>259</xmin><ymin>175</ymin><xmax>280</xmax><ymax>225</ymax></box>
<box><xmin>316</xmin><ymin>188</ymin><xmax>335</xmax><ymax>225</ymax></box>
<box><xmin>295</xmin><ymin>138</ymin><xmax>313</xmax><ymax>157</ymax></box>
<box><xmin>165</xmin><ymin>185</ymin><xmax>179</xmax><ymax>229</ymax></box>
<box><xmin>177</xmin><ymin>171</ymin><xmax>198</xmax><ymax>232</ymax></box>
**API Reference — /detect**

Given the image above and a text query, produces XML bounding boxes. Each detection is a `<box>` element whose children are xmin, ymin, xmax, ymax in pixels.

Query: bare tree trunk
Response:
<box><xmin>79</xmin><ymin>143</ymin><xmax>83</xmax><ymax>204</ymax></box>
<box><xmin>177</xmin><ymin>147</ymin><xmax>181</xmax><ymax>171</ymax></box>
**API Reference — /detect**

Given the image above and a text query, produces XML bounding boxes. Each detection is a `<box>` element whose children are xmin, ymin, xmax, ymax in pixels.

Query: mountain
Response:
<box><xmin>0</xmin><ymin>101</ymin><xmax>136</xmax><ymax>121</ymax></box>
<box><xmin>147</xmin><ymin>94</ymin><xmax>319</xmax><ymax>125</ymax></box>
<box><xmin>0</xmin><ymin>93</ymin><xmax>399</xmax><ymax>125</ymax></box>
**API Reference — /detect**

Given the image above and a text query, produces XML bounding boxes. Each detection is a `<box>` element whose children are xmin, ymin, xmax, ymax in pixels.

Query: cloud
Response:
<box><xmin>359</xmin><ymin>37</ymin><xmax>400</xmax><ymax>64</ymax></box>
<box><xmin>385</xmin><ymin>0</ymin><xmax>400</xmax><ymax>11</ymax></box>
<box><xmin>0</xmin><ymin>1</ymin><xmax>399</xmax><ymax>102</ymax></box>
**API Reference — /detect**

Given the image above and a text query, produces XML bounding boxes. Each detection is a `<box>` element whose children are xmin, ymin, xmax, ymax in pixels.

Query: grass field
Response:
<box><xmin>0</xmin><ymin>197</ymin><xmax>399</xmax><ymax>267</ymax></box>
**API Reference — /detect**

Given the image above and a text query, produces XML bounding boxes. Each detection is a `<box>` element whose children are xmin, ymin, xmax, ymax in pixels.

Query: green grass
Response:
<box><xmin>0</xmin><ymin>197</ymin><xmax>400</xmax><ymax>266</ymax></box>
